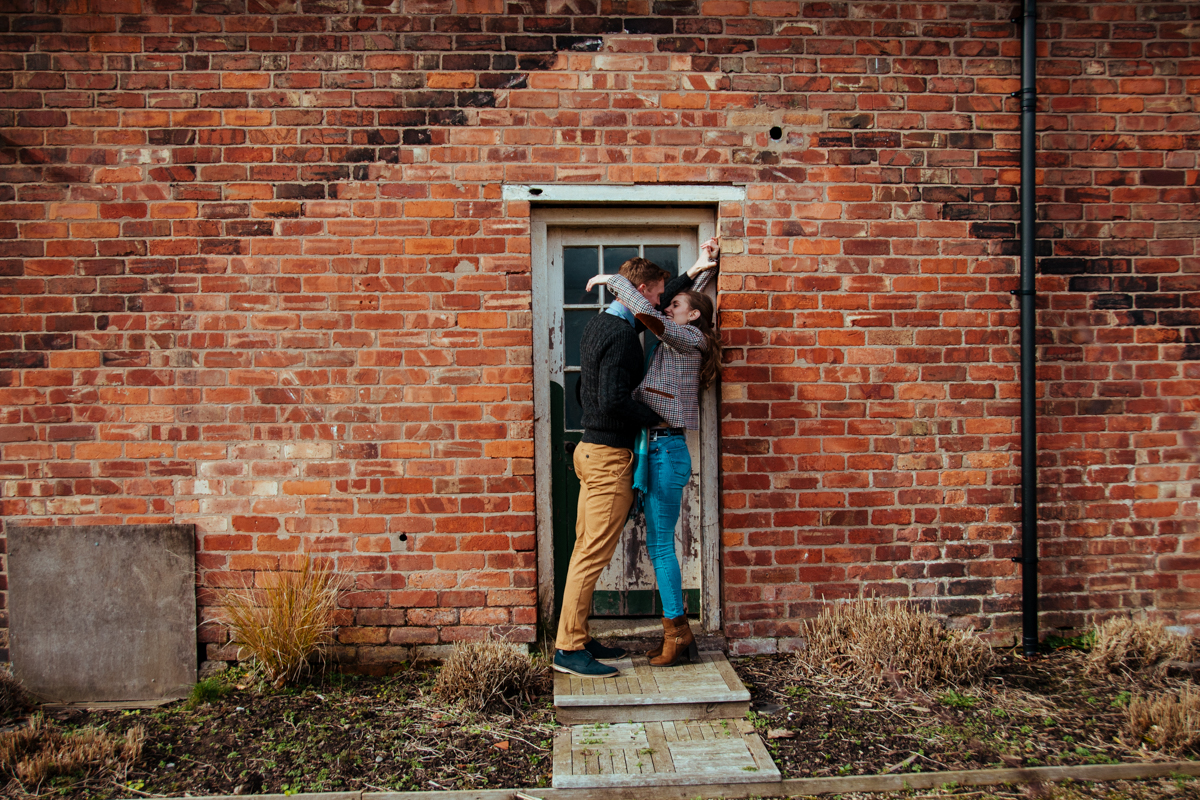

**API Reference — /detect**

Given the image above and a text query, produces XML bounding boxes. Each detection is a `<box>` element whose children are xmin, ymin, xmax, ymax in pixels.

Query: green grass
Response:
<box><xmin>1041</xmin><ymin>631</ymin><xmax>1096</xmax><ymax>652</ymax></box>
<box><xmin>938</xmin><ymin>689</ymin><xmax>977</xmax><ymax>709</ymax></box>
<box><xmin>186</xmin><ymin>676</ymin><xmax>231</xmax><ymax>709</ymax></box>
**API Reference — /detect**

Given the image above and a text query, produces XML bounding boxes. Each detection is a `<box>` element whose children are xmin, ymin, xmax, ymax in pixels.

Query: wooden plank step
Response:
<box><xmin>554</xmin><ymin>651</ymin><xmax>750</xmax><ymax>724</ymax></box>
<box><xmin>552</xmin><ymin>718</ymin><xmax>781</xmax><ymax>789</ymax></box>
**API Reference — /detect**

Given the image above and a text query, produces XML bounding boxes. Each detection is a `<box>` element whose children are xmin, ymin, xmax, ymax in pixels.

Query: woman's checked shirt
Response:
<box><xmin>607</xmin><ymin>269</ymin><xmax>714</xmax><ymax>432</ymax></box>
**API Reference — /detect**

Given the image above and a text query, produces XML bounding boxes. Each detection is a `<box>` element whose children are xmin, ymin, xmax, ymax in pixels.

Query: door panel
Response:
<box><xmin>548</xmin><ymin>227</ymin><xmax>701</xmax><ymax>617</ymax></box>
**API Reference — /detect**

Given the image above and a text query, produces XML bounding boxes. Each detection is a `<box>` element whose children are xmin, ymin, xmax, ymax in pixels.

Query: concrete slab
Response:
<box><xmin>8</xmin><ymin>524</ymin><xmax>197</xmax><ymax>703</ymax></box>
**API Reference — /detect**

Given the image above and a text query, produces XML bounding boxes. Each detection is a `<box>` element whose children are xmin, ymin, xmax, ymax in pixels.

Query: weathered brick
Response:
<box><xmin>0</xmin><ymin>0</ymin><xmax>1194</xmax><ymax>664</ymax></box>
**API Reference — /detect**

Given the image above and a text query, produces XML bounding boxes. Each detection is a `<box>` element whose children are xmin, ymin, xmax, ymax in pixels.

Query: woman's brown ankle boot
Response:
<box><xmin>649</xmin><ymin>615</ymin><xmax>698</xmax><ymax>667</ymax></box>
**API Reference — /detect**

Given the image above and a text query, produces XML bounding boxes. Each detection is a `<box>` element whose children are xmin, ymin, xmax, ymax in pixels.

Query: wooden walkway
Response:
<box><xmin>552</xmin><ymin>651</ymin><xmax>781</xmax><ymax>790</ymax></box>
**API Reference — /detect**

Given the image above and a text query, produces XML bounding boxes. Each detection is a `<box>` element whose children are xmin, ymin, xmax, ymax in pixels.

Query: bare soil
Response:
<box><xmin>3</xmin><ymin>649</ymin><xmax>1198</xmax><ymax>798</ymax></box>
<box><xmin>4</xmin><ymin>664</ymin><xmax>556</xmax><ymax>798</ymax></box>
<box><xmin>737</xmin><ymin>648</ymin><xmax>1172</xmax><ymax>778</ymax></box>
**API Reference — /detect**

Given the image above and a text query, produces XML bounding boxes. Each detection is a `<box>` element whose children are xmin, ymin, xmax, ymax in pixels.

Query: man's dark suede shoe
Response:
<box><xmin>584</xmin><ymin>639</ymin><xmax>627</xmax><ymax>661</ymax></box>
<box><xmin>553</xmin><ymin>649</ymin><xmax>618</xmax><ymax>678</ymax></box>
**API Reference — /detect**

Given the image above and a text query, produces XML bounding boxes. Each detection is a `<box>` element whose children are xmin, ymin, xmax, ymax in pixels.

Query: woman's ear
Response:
<box><xmin>687</xmin><ymin>308</ymin><xmax>701</xmax><ymax>323</ymax></box>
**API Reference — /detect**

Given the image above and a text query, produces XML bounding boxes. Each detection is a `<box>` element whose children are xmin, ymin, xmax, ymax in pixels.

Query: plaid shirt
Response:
<box><xmin>606</xmin><ymin>269</ymin><xmax>714</xmax><ymax>431</ymax></box>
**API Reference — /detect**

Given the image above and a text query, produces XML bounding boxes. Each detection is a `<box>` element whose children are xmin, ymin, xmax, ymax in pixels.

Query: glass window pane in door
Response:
<box><xmin>603</xmin><ymin>246</ymin><xmax>639</xmax><ymax>275</ymax></box>
<box><xmin>564</xmin><ymin>246</ymin><xmax>600</xmax><ymax>304</ymax></box>
<box><xmin>564</xmin><ymin>309</ymin><xmax>595</xmax><ymax>368</ymax></box>
<box><xmin>564</xmin><ymin>371</ymin><xmax>583</xmax><ymax>430</ymax></box>
<box><xmin>643</xmin><ymin>245</ymin><xmax>679</xmax><ymax>276</ymax></box>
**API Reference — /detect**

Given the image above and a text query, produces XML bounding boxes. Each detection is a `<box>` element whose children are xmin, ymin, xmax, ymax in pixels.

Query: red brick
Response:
<box><xmin>0</xmin><ymin>3</ymin><xmax>1194</xmax><ymax>664</ymax></box>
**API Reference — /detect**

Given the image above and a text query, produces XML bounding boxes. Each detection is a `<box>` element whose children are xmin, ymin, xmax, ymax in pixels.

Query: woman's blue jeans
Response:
<box><xmin>645</xmin><ymin>434</ymin><xmax>691</xmax><ymax>620</ymax></box>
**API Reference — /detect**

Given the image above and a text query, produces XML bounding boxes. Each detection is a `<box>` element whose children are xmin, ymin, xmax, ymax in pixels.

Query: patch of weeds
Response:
<box><xmin>938</xmin><ymin>689</ymin><xmax>977</xmax><ymax>709</ymax></box>
<box><xmin>1173</xmin><ymin>772</ymin><xmax>1199</xmax><ymax>791</ymax></box>
<box><xmin>1079</xmin><ymin>748</ymin><xmax>1120</xmax><ymax>765</ymax></box>
<box><xmin>186</xmin><ymin>676</ymin><xmax>231</xmax><ymax>710</ymax></box>
<box><xmin>1042</xmin><ymin>631</ymin><xmax>1095</xmax><ymax>652</ymax></box>
<box><xmin>784</xmin><ymin>685</ymin><xmax>810</xmax><ymax>699</ymax></box>
<box><xmin>1111</xmin><ymin>690</ymin><xmax>1132</xmax><ymax>708</ymax></box>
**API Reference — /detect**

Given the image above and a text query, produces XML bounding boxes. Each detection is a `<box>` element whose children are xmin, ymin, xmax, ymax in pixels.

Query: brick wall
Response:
<box><xmin>0</xmin><ymin>0</ymin><xmax>1196</xmax><ymax>662</ymax></box>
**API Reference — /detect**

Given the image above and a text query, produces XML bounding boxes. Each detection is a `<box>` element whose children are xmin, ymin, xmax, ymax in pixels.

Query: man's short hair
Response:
<box><xmin>618</xmin><ymin>257</ymin><xmax>670</xmax><ymax>288</ymax></box>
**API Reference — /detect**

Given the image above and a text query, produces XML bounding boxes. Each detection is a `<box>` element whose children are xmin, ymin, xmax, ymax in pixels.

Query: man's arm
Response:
<box><xmin>659</xmin><ymin>272</ymin><xmax>695</xmax><ymax>311</ymax></box>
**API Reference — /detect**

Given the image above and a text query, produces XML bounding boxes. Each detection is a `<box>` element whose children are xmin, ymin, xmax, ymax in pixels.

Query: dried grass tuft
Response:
<box><xmin>795</xmin><ymin>597</ymin><xmax>995</xmax><ymax>689</ymax></box>
<box><xmin>222</xmin><ymin>556</ymin><xmax>342</xmax><ymax>688</ymax></box>
<box><xmin>434</xmin><ymin>641</ymin><xmax>548</xmax><ymax>712</ymax></box>
<box><xmin>0</xmin><ymin>668</ymin><xmax>28</xmax><ymax>721</ymax></box>
<box><xmin>1125</xmin><ymin>684</ymin><xmax>1200</xmax><ymax>755</ymax></box>
<box><xmin>1085</xmin><ymin>616</ymin><xmax>1194</xmax><ymax>678</ymax></box>
<box><xmin>0</xmin><ymin>714</ymin><xmax>143</xmax><ymax>791</ymax></box>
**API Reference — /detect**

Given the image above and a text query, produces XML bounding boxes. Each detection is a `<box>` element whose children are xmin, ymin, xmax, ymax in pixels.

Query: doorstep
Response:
<box><xmin>552</xmin><ymin>651</ymin><xmax>750</xmax><ymax>724</ymax></box>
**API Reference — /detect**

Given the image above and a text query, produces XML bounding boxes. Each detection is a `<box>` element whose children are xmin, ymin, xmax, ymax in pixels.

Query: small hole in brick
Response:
<box><xmin>398</xmin><ymin>533</ymin><xmax>408</xmax><ymax>542</ymax></box>
<box><xmin>769</xmin><ymin>127</ymin><xmax>783</xmax><ymax>141</ymax></box>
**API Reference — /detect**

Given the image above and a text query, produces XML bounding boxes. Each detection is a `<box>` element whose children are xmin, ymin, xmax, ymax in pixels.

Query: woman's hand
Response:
<box><xmin>688</xmin><ymin>237</ymin><xmax>720</xmax><ymax>278</ymax></box>
<box><xmin>585</xmin><ymin>274</ymin><xmax>610</xmax><ymax>292</ymax></box>
<box><xmin>686</xmin><ymin>237</ymin><xmax>720</xmax><ymax>279</ymax></box>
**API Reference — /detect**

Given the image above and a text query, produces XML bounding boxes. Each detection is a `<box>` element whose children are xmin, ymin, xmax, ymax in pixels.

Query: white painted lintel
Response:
<box><xmin>503</xmin><ymin>184</ymin><xmax>747</xmax><ymax>203</ymax></box>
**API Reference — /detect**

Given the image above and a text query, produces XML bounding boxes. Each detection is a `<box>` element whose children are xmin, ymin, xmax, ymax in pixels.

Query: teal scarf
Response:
<box><xmin>632</xmin><ymin>428</ymin><xmax>650</xmax><ymax>495</ymax></box>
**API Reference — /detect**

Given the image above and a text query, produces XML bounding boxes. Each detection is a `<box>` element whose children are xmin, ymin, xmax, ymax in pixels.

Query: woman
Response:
<box><xmin>586</xmin><ymin>238</ymin><xmax>722</xmax><ymax>666</ymax></box>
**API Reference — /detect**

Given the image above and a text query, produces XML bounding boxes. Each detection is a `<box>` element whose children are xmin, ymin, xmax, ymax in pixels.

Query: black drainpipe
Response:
<box><xmin>1017</xmin><ymin>0</ymin><xmax>1039</xmax><ymax>658</ymax></box>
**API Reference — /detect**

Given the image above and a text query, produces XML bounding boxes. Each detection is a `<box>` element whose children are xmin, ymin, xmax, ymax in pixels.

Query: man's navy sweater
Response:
<box><xmin>578</xmin><ymin>312</ymin><xmax>661</xmax><ymax>449</ymax></box>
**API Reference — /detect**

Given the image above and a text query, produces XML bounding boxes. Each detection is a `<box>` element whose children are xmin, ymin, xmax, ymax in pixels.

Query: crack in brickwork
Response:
<box><xmin>0</xmin><ymin>0</ymin><xmax>1197</xmax><ymax>663</ymax></box>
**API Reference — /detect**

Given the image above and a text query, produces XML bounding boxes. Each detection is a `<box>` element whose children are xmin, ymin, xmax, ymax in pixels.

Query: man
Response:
<box><xmin>553</xmin><ymin>257</ymin><xmax>670</xmax><ymax>678</ymax></box>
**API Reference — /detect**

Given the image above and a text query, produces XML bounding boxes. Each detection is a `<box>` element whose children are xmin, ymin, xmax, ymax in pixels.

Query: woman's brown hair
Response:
<box><xmin>681</xmin><ymin>290</ymin><xmax>722</xmax><ymax>390</ymax></box>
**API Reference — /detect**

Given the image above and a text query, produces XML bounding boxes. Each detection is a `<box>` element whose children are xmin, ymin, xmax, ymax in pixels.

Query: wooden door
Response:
<box><xmin>546</xmin><ymin>227</ymin><xmax>702</xmax><ymax>617</ymax></box>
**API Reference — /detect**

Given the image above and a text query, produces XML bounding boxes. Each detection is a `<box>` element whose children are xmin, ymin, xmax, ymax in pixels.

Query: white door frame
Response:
<box><xmin>531</xmin><ymin>206</ymin><xmax>722</xmax><ymax>632</ymax></box>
